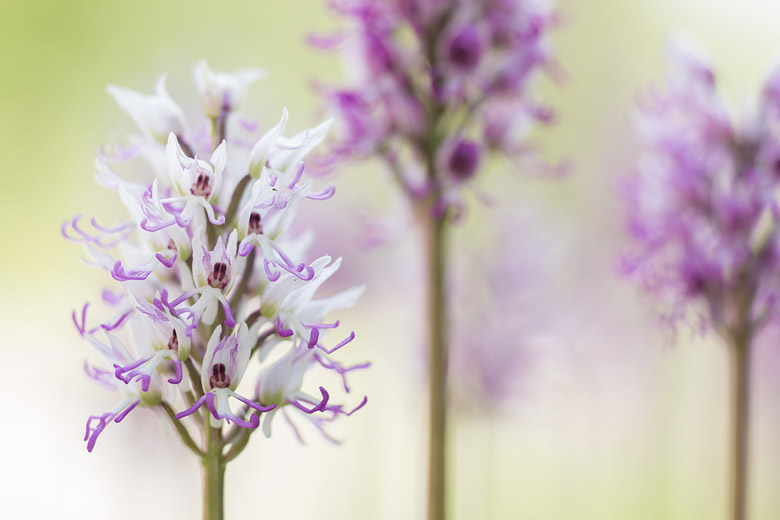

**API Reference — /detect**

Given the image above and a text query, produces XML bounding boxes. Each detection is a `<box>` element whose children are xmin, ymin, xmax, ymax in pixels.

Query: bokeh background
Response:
<box><xmin>2</xmin><ymin>0</ymin><xmax>780</xmax><ymax>518</ymax></box>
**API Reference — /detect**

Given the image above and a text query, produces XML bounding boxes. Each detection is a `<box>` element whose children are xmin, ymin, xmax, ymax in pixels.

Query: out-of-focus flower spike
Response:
<box><xmin>666</xmin><ymin>36</ymin><xmax>715</xmax><ymax>88</ymax></box>
<box><xmin>316</xmin><ymin>0</ymin><xmax>561</xmax><ymax>214</ymax></box>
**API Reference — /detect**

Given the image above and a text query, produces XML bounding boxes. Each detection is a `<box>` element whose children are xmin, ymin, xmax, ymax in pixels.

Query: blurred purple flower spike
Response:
<box><xmin>622</xmin><ymin>38</ymin><xmax>780</xmax><ymax>520</ymax></box>
<box><xmin>623</xmin><ymin>39</ymin><xmax>780</xmax><ymax>332</ymax></box>
<box><xmin>314</xmin><ymin>0</ymin><xmax>562</xmax><ymax>213</ymax></box>
<box><xmin>312</xmin><ymin>3</ymin><xmax>563</xmax><ymax>520</ymax></box>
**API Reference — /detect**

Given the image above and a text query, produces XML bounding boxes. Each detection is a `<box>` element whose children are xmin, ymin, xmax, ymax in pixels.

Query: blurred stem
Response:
<box><xmin>230</xmin><ymin>249</ymin><xmax>255</xmax><ymax>317</ymax></box>
<box><xmin>251</xmin><ymin>327</ymin><xmax>276</xmax><ymax>357</ymax></box>
<box><xmin>728</xmin><ymin>326</ymin><xmax>752</xmax><ymax>520</ymax></box>
<box><xmin>424</xmin><ymin>210</ymin><xmax>448</xmax><ymax>520</ymax></box>
<box><xmin>211</xmin><ymin>114</ymin><xmax>226</xmax><ymax>152</ymax></box>
<box><xmin>207</xmin><ymin>216</ymin><xmax>217</xmax><ymax>250</ymax></box>
<box><xmin>225</xmin><ymin>174</ymin><xmax>251</xmax><ymax>226</ymax></box>
<box><xmin>186</xmin><ymin>358</ymin><xmax>205</xmax><ymax>399</ymax></box>
<box><xmin>202</xmin><ymin>425</ymin><xmax>225</xmax><ymax>520</ymax></box>
<box><xmin>420</xmin><ymin>12</ymin><xmax>452</xmax><ymax>517</ymax></box>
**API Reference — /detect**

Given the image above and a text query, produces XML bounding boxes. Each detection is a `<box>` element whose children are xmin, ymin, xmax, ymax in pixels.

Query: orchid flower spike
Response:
<box><xmin>314</xmin><ymin>0</ymin><xmax>562</xmax><ymax>215</ymax></box>
<box><xmin>66</xmin><ymin>63</ymin><xmax>368</xmax><ymax>465</ymax></box>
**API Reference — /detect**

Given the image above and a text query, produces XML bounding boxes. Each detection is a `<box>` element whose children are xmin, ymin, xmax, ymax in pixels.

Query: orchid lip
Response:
<box><xmin>208</xmin><ymin>262</ymin><xmax>229</xmax><ymax>289</ymax></box>
<box><xmin>190</xmin><ymin>172</ymin><xmax>213</xmax><ymax>197</ymax></box>
<box><xmin>209</xmin><ymin>363</ymin><xmax>231</xmax><ymax>389</ymax></box>
<box><xmin>168</xmin><ymin>330</ymin><xmax>179</xmax><ymax>351</ymax></box>
<box><xmin>248</xmin><ymin>212</ymin><xmax>264</xmax><ymax>234</ymax></box>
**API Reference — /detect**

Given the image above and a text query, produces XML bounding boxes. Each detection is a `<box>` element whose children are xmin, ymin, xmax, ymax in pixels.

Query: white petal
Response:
<box><xmin>299</xmin><ymin>285</ymin><xmax>366</xmax><ymax>323</ymax></box>
<box><xmin>94</xmin><ymin>157</ymin><xmax>145</xmax><ymax>194</ymax></box>
<box><xmin>266</xmin><ymin>180</ymin><xmax>311</xmax><ymax>240</ymax></box>
<box><xmin>257</xmin><ymin>346</ymin><xmax>294</xmax><ymax>403</ymax></box>
<box><xmin>195</xmin><ymin>60</ymin><xmax>222</xmax><ymax>119</ymax></box>
<box><xmin>249</xmin><ymin>107</ymin><xmax>289</xmax><ymax>175</ymax></box>
<box><xmin>107</xmin><ymin>78</ymin><xmax>185</xmax><ymax>142</ymax></box>
<box><xmin>231</xmin><ymin>323</ymin><xmax>251</xmax><ymax>388</ymax></box>
<box><xmin>210</xmin><ymin>140</ymin><xmax>228</xmax><ymax>176</ymax></box>
<box><xmin>166</xmin><ymin>133</ymin><xmax>189</xmax><ymax>194</ymax></box>
<box><xmin>268</xmin><ymin>118</ymin><xmax>333</xmax><ymax>173</ymax></box>
<box><xmin>262</xmin><ymin>409</ymin><xmax>277</xmax><ymax>437</ymax></box>
<box><xmin>191</xmin><ymin>228</ymin><xmax>208</xmax><ymax>287</ymax></box>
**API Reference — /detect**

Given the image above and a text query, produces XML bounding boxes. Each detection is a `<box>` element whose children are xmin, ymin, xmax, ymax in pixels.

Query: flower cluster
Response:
<box><xmin>65</xmin><ymin>62</ymin><xmax>368</xmax><ymax>452</ymax></box>
<box><xmin>621</xmin><ymin>41</ymin><xmax>780</xmax><ymax>333</ymax></box>
<box><xmin>313</xmin><ymin>0</ymin><xmax>562</xmax><ymax>215</ymax></box>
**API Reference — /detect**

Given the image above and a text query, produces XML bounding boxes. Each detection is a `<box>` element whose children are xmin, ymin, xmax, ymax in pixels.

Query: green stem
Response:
<box><xmin>186</xmin><ymin>358</ymin><xmax>205</xmax><ymax>399</ymax></box>
<box><xmin>207</xmin><ymin>221</ymin><xmax>217</xmax><ymax>249</ymax></box>
<box><xmin>229</xmin><ymin>249</ymin><xmax>255</xmax><ymax>317</ymax></box>
<box><xmin>729</xmin><ymin>327</ymin><xmax>752</xmax><ymax>520</ymax></box>
<box><xmin>425</xmin><ymin>212</ymin><xmax>448</xmax><ymax>520</ymax></box>
<box><xmin>202</xmin><ymin>425</ymin><xmax>225</xmax><ymax>520</ymax></box>
<box><xmin>211</xmin><ymin>115</ymin><xmax>227</xmax><ymax>152</ymax></box>
<box><xmin>224</xmin><ymin>174</ymin><xmax>252</xmax><ymax>226</ymax></box>
<box><xmin>251</xmin><ymin>327</ymin><xmax>275</xmax><ymax>357</ymax></box>
<box><xmin>245</xmin><ymin>309</ymin><xmax>262</xmax><ymax>330</ymax></box>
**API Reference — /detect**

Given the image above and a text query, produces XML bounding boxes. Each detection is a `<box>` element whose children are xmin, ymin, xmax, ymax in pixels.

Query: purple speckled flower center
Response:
<box><xmin>248</xmin><ymin>212</ymin><xmax>264</xmax><ymax>235</ymax></box>
<box><xmin>209</xmin><ymin>363</ymin><xmax>230</xmax><ymax>389</ymax></box>
<box><xmin>208</xmin><ymin>262</ymin><xmax>229</xmax><ymax>289</ymax></box>
<box><xmin>448</xmin><ymin>140</ymin><xmax>480</xmax><ymax>181</ymax></box>
<box><xmin>168</xmin><ymin>330</ymin><xmax>179</xmax><ymax>351</ymax></box>
<box><xmin>447</xmin><ymin>27</ymin><xmax>482</xmax><ymax>70</ymax></box>
<box><xmin>191</xmin><ymin>173</ymin><xmax>212</xmax><ymax>197</ymax></box>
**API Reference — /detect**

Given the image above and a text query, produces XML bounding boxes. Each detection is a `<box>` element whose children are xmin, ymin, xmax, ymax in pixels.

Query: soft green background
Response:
<box><xmin>2</xmin><ymin>0</ymin><xmax>780</xmax><ymax>518</ymax></box>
